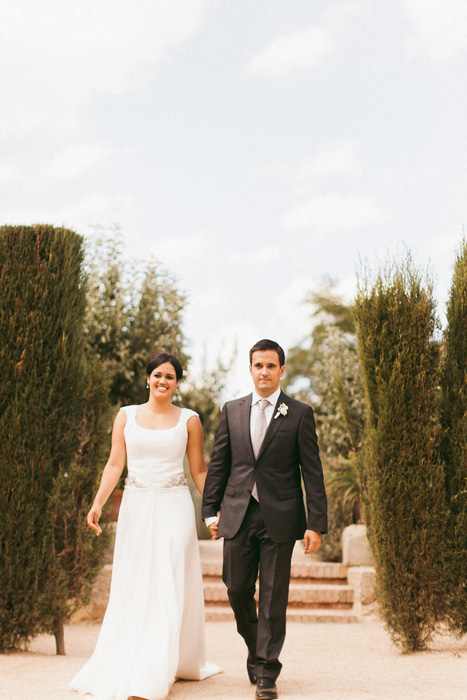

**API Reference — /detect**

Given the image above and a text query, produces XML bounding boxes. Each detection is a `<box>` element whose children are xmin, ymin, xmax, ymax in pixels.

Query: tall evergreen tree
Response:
<box><xmin>354</xmin><ymin>259</ymin><xmax>447</xmax><ymax>651</ymax></box>
<box><xmin>439</xmin><ymin>240</ymin><xmax>467</xmax><ymax>633</ymax></box>
<box><xmin>0</xmin><ymin>225</ymin><xmax>107</xmax><ymax>653</ymax></box>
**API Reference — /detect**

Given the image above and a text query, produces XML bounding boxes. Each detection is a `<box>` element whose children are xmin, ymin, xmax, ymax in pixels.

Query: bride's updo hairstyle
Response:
<box><xmin>146</xmin><ymin>352</ymin><xmax>183</xmax><ymax>381</ymax></box>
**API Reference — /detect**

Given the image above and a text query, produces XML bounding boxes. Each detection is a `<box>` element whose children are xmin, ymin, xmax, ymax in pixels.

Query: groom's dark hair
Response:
<box><xmin>249</xmin><ymin>339</ymin><xmax>285</xmax><ymax>366</ymax></box>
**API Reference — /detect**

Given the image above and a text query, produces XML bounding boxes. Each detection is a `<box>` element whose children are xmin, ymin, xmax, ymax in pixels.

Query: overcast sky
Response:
<box><xmin>1</xmin><ymin>1</ymin><xmax>466</xmax><ymax>395</ymax></box>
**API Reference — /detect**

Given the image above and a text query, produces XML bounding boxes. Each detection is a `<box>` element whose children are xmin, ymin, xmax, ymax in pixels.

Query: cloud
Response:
<box><xmin>282</xmin><ymin>194</ymin><xmax>387</xmax><ymax>237</ymax></box>
<box><xmin>150</xmin><ymin>230</ymin><xmax>215</xmax><ymax>267</ymax></box>
<box><xmin>404</xmin><ymin>0</ymin><xmax>467</xmax><ymax>61</ymax></box>
<box><xmin>245</xmin><ymin>26</ymin><xmax>335</xmax><ymax>79</ymax></box>
<box><xmin>274</xmin><ymin>277</ymin><xmax>319</xmax><ymax>340</ymax></box>
<box><xmin>245</xmin><ymin>2</ymin><xmax>361</xmax><ymax>79</ymax></box>
<box><xmin>1</xmin><ymin>191</ymin><xmax>137</xmax><ymax>234</ymax></box>
<box><xmin>0</xmin><ymin>161</ymin><xmax>25</xmax><ymax>185</ymax></box>
<box><xmin>295</xmin><ymin>140</ymin><xmax>365</xmax><ymax>195</ymax></box>
<box><xmin>425</xmin><ymin>230</ymin><xmax>463</xmax><ymax>267</ymax></box>
<box><xmin>0</xmin><ymin>139</ymin><xmax>118</xmax><ymax>197</ymax></box>
<box><xmin>229</xmin><ymin>245</ymin><xmax>282</xmax><ymax>267</ymax></box>
<box><xmin>0</xmin><ymin>0</ymin><xmax>217</xmax><ymax>136</ymax></box>
<box><xmin>46</xmin><ymin>141</ymin><xmax>116</xmax><ymax>181</ymax></box>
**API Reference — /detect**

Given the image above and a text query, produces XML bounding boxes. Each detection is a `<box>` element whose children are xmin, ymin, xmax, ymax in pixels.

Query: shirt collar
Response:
<box><xmin>251</xmin><ymin>386</ymin><xmax>281</xmax><ymax>407</ymax></box>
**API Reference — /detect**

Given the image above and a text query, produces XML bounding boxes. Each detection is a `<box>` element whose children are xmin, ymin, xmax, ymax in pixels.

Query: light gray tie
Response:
<box><xmin>251</xmin><ymin>399</ymin><xmax>269</xmax><ymax>500</ymax></box>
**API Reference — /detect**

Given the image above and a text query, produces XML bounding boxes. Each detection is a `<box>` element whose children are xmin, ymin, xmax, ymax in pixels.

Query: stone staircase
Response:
<box><xmin>73</xmin><ymin>528</ymin><xmax>373</xmax><ymax>624</ymax></box>
<box><xmin>199</xmin><ymin>540</ymin><xmax>359</xmax><ymax>623</ymax></box>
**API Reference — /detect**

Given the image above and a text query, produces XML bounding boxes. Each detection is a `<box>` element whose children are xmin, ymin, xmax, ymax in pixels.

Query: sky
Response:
<box><xmin>1</xmin><ymin>1</ymin><xmax>466</xmax><ymax>395</ymax></box>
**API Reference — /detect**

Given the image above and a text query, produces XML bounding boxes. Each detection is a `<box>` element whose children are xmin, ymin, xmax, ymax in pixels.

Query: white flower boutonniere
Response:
<box><xmin>274</xmin><ymin>402</ymin><xmax>289</xmax><ymax>420</ymax></box>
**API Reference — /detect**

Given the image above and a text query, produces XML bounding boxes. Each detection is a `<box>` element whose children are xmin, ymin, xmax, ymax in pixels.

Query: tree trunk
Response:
<box><xmin>54</xmin><ymin>618</ymin><xmax>65</xmax><ymax>655</ymax></box>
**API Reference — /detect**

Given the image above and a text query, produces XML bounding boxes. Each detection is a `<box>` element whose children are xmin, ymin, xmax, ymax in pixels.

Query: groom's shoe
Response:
<box><xmin>247</xmin><ymin>653</ymin><xmax>257</xmax><ymax>684</ymax></box>
<box><xmin>255</xmin><ymin>678</ymin><xmax>278</xmax><ymax>700</ymax></box>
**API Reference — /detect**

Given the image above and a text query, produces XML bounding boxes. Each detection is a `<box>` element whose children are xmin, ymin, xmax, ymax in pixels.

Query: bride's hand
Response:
<box><xmin>208</xmin><ymin>513</ymin><xmax>220</xmax><ymax>540</ymax></box>
<box><xmin>87</xmin><ymin>504</ymin><xmax>103</xmax><ymax>536</ymax></box>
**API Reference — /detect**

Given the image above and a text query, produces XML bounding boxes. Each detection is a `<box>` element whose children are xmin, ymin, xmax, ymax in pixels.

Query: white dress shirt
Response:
<box><xmin>250</xmin><ymin>386</ymin><xmax>281</xmax><ymax>435</ymax></box>
<box><xmin>205</xmin><ymin>388</ymin><xmax>281</xmax><ymax>527</ymax></box>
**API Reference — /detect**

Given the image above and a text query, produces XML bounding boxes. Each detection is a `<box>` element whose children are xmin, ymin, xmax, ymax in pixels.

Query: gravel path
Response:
<box><xmin>1</xmin><ymin>620</ymin><xmax>466</xmax><ymax>700</ymax></box>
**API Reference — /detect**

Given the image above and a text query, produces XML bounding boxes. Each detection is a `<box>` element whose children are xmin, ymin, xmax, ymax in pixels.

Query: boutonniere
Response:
<box><xmin>274</xmin><ymin>403</ymin><xmax>288</xmax><ymax>419</ymax></box>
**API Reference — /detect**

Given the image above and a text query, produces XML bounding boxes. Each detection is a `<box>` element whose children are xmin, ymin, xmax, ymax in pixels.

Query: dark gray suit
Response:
<box><xmin>202</xmin><ymin>391</ymin><xmax>327</xmax><ymax>680</ymax></box>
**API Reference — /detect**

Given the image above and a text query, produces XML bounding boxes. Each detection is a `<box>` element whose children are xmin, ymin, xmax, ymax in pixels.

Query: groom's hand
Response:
<box><xmin>207</xmin><ymin>512</ymin><xmax>221</xmax><ymax>540</ymax></box>
<box><xmin>304</xmin><ymin>529</ymin><xmax>321</xmax><ymax>554</ymax></box>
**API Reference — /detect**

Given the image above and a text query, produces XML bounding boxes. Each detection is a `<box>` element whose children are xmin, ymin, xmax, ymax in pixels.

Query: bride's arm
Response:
<box><xmin>186</xmin><ymin>415</ymin><xmax>207</xmax><ymax>495</ymax></box>
<box><xmin>87</xmin><ymin>409</ymin><xmax>127</xmax><ymax>535</ymax></box>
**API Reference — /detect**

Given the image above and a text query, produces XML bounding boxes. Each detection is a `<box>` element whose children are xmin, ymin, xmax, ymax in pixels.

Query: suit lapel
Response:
<box><xmin>238</xmin><ymin>394</ymin><xmax>255</xmax><ymax>460</ymax></box>
<box><xmin>256</xmin><ymin>391</ymin><xmax>289</xmax><ymax>461</ymax></box>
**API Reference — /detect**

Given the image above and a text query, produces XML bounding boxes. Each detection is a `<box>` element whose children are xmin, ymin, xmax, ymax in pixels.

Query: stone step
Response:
<box><xmin>204</xmin><ymin>605</ymin><xmax>359</xmax><ymax>623</ymax></box>
<box><xmin>202</xmin><ymin>559</ymin><xmax>347</xmax><ymax>582</ymax></box>
<box><xmin>203</xmin><ymin>580</ymin><xmax>354</xmax><ymax>607</ymax></box>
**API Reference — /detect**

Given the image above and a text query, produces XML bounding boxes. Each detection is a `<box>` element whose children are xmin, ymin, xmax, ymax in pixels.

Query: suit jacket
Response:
<box><xmin>202</xmin><ymin>391</ymin><xmax>327</xmax><ymax>543</ymax></box>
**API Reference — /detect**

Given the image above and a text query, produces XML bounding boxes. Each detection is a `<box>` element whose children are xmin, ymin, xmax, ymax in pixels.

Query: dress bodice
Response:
<box><xmin>121</xmin><ymin>405</ymin><xmax>197</xmax><ymax>489</ymax></box>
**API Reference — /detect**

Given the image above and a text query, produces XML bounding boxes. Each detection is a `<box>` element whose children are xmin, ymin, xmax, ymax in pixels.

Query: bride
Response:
<box><xmin>69</xmin><ymin>352</ymin><xmax>221</xmax><ymax>700</ymax></box>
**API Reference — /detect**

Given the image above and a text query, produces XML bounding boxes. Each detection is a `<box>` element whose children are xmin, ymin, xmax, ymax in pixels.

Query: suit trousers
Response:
<box><xmin>222</xmin><ymin>497</ymin><xmax>295</xmax><ymax>681</ymax></box>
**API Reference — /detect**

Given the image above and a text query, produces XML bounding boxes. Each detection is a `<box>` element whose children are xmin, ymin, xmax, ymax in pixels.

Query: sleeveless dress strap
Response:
<box><xmin>121</xmin><ymin>404</ymin><xmax>137</xmax><ymax>424</ymax></box>
<box><xmin>180</xmin><ymin>407</ymin><xmax>198</xmax><ymax>425</ymax></box>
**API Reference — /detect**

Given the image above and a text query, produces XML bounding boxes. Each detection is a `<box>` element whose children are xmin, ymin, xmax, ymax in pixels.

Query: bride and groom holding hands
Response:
<box><xmin>70</xmin><ymin>339</ymin><xmax>327</xmax><ymax>700</ymax></box>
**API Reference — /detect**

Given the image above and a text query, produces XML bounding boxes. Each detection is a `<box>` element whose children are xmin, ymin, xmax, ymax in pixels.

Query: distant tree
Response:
<box><xmin>284</xmin><ymin>283</ymin><xmax>365</xmax><ymax>560</ymax></box>
<box><xmin>439</xmin><ymin>240</ymin><xmax>467</xmax><ymax>633</ymax></box>
<box><xmin>354</xmin><ymin>258</ymin><xmax>447</xmax><ymax>651</ymax></box>
<box><xmin>0</xmin><ymin>225</ymin><xmax>108</xmax><ymax>654</ymax></box>
<box><xmin>84</xmin><ymin>232</ymin><xmax>187</xmax><ymax>407</ymax></box>
<box><xmin>285</xmin><ymin>280</ymin><xmax>356</xmax><ymax>399</ymax></box>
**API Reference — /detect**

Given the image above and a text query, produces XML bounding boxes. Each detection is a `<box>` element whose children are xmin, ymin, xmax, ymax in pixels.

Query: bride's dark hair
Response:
<box><xmin>146</xmin><ymin>352</ymin><xmax>183</xmax><ymax>381</ymax></box>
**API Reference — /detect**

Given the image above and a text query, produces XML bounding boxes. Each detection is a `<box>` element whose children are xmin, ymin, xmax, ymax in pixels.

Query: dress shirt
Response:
<box><xmin>250</xmin><ymin>387</ymin><xmax>281</xmax><ymax>435</ymax></box>
<box><xmin>205</xmin><ymin>387</ymin><xmax>281</xmax><ymax>528</ymax></box>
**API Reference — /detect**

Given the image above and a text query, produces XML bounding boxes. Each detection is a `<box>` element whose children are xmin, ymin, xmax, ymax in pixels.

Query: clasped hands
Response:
<box><xmin>208</xmin><ymin>515</ymin><xmax>321</xmax><ymax>555</ymax></box>
<box><xmin>207</xmin><ymin>512</ymin><xmax>221</xmax><ymax>540</ymax></box>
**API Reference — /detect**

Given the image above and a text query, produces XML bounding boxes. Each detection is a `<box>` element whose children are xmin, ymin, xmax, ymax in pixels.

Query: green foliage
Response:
<box><xmin>439</xmin><ymin>240</ymin><xmax>467</xmax><ymax>633</ymax></box>
<box><xmin>326</xmin><ymin>453</ymin><xmax>363</xmax><ymax>523</ymax></box>
<box><xmin>285</xmin><ymin>280</ymin><xmax>356</xmax><ymax>396</ymax></box>
<box><xmin>285</xmin><ymin>284</ymin><xmax>365</xmax><ymax>560</ymax></box>
<box><xmin>83</xmin><ymin>232</ymin><xmax>187</xmax><ymax>406</ymax></box>
<box><xmin>182</xmin><ymin>361</ymin><xmax>230</xmax><ymax>460</ymax></box>
<box><xmin>50</xmin><ymin>354</ymin><xmax>112</xmax><ymax>615</ymax></box>
<box><xmin>355</xmin><ymin>258</ymin><xmax>447</xmax><ymax>651</ymax></box>
<box><xmin>0</xmin><ymin>225</ymin><xmax>94</xmax><ymax>650</ymax></box>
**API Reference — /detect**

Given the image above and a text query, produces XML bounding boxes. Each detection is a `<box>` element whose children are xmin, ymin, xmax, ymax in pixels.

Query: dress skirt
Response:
<box><xmin>69</xmin><ymin>484</ymin><xmax>219</xmax><ymax>700</ymax></box>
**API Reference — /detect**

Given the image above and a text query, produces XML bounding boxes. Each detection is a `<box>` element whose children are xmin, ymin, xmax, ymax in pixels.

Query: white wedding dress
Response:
<box><xmin>70</xmin><ymin>406</ymin><xmax>221</xmax><ymax>700</ymax></box>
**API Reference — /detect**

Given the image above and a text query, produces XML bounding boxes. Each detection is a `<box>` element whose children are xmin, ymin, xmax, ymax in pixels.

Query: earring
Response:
<box><xmin>146</xmin><ymin>382</ymin><xmax>149</xmax><ymax>388</ymax></box>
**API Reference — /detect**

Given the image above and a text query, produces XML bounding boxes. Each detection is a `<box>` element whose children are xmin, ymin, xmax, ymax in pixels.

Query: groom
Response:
<box><xmin>202</xmin><ymin>339</ymin><xmax>327</xmax><ymax>700</ymax></box>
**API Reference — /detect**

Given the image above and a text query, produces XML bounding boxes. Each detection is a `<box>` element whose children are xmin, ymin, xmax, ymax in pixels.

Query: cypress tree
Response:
<box><xmin>439</xmin><ymin>241</ymin><xmax>467</xmax><ymax>632</ymax></box>
<box><xmin>355</xmin><ymin>259</ymin><xmax>447</xmax><ymax>651</ymax></box>
<box><xmin>0</xmin><ymin>225</ymin><xmax>107</xmax><ymax>653</ymax></box>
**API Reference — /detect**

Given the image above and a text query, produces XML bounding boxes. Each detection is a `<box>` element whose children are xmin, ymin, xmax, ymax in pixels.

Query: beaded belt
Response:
<box><xmin>125</xmin><ymin>473</ymin><xmax>188</xmax><ymax>491</ymax></box>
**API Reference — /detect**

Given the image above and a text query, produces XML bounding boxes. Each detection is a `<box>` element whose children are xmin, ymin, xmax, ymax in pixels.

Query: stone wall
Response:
<box><xmin>342</xmin><ymin>524</ymin><xmax>377</xmax><ymax>618</ymax></box>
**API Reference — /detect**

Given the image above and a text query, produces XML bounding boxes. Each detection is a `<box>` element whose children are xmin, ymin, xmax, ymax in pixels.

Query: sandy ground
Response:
<box><xmin>1</xmin><ymin>620</ymin><xmax>467</xmax><ymax>700</ymax></box>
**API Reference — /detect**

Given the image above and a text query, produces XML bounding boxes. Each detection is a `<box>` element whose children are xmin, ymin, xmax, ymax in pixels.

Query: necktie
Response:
<box><xmin>251</xmin><ymin>399</ymin><xmax>268</xmax><ymax>500</ymax></box>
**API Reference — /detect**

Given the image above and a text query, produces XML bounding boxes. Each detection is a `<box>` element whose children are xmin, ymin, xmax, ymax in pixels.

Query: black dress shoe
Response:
<box><xmin>247</xmin><ymin>653</ymin><xmax>257</xmax><ymax>684</ymax></box>
<box><xmin>255</xmin><ymin>677</ymin><xmax>278</xmax><ymax>700</ymax></box>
